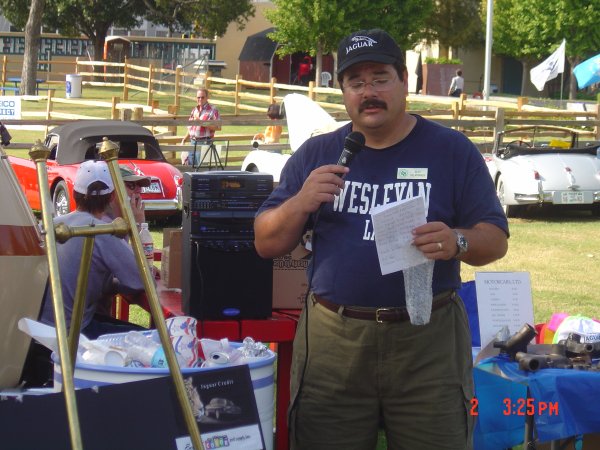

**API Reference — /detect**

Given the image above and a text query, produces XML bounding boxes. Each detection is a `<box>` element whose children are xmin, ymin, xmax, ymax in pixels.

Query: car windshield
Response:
<box><xmin>82</xmin><ymin>137</ymin><xmax>164</xmax><ymax>161</ymax></box>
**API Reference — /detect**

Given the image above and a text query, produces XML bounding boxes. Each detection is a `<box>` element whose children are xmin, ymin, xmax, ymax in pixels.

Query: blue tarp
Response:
<box><xmin>473</xmin><ymin>355</ymin><xmax>600</xmax><ymax>449</ymax></box>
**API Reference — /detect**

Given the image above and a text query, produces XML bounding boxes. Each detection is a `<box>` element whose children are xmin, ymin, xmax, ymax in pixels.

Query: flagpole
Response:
<box><xmin>483</xmin><ymin>0</ymin><xmax>493</xmax><ymax>101</ymax></box>
<box><xmin>560</xmin><ymin>72</ymin><xmax>564</xmax><ymax>109</ymax></box>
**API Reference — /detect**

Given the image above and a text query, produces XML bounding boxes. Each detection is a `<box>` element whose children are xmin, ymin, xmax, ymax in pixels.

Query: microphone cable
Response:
<box><xmin>289</xmin><ymin>131</ymin><xmax>365</xmax><ymax>424</ymax></box>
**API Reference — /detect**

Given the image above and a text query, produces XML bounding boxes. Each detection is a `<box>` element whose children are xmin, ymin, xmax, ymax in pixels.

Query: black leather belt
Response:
<box><xmin>312</xmin><ymin>290</ymin><xmax>456</xmax><ymax>323</ymax></box>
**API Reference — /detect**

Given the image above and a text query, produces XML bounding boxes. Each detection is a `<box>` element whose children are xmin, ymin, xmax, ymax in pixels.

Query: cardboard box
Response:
<box><xmin>161</xmin><ymin>228</ymin><xmax>182</xmax><ymax>289</ymax></box>
<box><xmin>162</xmin><ymin>227</ymin><xmax>181</xmax><ymax>248</ymax></box>
<box><xmin>272</xmin><ymin>243</ymin><xmax>310</xmax><ymax>309</ymax></box>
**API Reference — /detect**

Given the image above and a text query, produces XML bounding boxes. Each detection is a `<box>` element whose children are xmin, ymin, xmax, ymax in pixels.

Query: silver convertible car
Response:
<box><xmin>485</xmin><ymin>126</ymin><xmax>600</xmax><ymax>217</ymax></box>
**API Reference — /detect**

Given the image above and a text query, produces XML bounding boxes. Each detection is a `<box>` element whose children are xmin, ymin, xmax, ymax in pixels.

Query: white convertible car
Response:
<box><xmin>241</xmin><ymin>93</ymin><xmax>345</xmax><ymax>181</ymax></box>
<box><xmin>485</xmin><ymin>126</ymin><xmax>600</xmax><ymax>217</ymax></box>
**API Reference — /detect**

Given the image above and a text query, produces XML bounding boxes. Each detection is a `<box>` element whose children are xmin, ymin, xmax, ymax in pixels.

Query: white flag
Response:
<box><xmin>530</xmin><ymin>39</ymin><xmax>566</xmax><ymax>91</ymax></box>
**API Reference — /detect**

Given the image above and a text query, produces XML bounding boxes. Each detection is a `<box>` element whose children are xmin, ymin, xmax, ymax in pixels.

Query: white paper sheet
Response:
<box><xmin>474</xmin><ymin>272</ymin><xmax>535</xmax><ymax>348</ymax></box>
<box><xmin>371</xmin><ymin>196</ymin><xmax>428</xmax><ymax>275</ymax></box>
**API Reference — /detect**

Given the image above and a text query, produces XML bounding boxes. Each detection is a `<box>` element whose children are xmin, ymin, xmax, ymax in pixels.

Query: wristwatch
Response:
<box><xmin>454</xmin><ymin>230</ymin><xmax>468</xmax><ymax>257</ymax></box>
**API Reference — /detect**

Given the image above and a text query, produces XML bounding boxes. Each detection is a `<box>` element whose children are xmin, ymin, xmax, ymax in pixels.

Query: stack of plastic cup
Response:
<box><xmin>166</xmin><ymin>316</ymin><xmax>199</xmax><ymax>367</ymax></box>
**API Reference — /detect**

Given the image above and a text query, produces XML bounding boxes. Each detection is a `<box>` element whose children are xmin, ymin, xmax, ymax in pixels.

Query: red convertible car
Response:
<box><xmin>9</xmin><ymin>120</ymin><xmax>183</xmax><ymax>218</ymax></box>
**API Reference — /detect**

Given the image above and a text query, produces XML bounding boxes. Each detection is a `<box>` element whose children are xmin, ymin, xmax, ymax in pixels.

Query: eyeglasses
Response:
<box><xmin>344</xmin><ymin>76</ymin><xmax>397</xmax><ymax>95</ymax></box>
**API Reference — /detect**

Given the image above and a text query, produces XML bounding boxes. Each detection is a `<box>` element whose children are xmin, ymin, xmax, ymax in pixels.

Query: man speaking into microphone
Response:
<box><xmin>254</xmin><ymin>29</ymin><xmax>508</xmax><ymax>450</ymax></box>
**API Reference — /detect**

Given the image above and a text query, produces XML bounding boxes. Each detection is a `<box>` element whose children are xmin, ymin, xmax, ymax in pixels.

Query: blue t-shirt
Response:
<box><xmin>258</xmin><ymin>116</ymin><xmax>508</xmax><ymax>307</ymax></box>
<box><xmin>40</xmin><ymin>211</ymin><xmax>144</xmax><ymax>330</ymax></box>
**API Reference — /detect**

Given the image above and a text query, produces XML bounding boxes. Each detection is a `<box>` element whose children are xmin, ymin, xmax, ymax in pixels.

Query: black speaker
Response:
<box><xmin>183</xmin><ymin>240</ymin><xmax>273</xmax><ymax>320</ymax></box>
<box><xmin>181</xmin><ymin>172</ymin><xmax>273</xmax><ymax>320</ymax></box>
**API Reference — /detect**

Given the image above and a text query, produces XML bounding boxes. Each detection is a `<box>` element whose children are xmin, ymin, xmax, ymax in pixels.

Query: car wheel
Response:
<box><xmin>496</xmin><ymin>175</ymin><xmax>519</xmax><ymax>218</ymax></box>
<box><xmin>245</xmin><ymin>164</ymin><xmax>259</xmax><ymax>173</ymax></box>
<box><xmin>52</xmin><ymin>181</ymin><xmax>71</xmax><ymax>216</ymax></box>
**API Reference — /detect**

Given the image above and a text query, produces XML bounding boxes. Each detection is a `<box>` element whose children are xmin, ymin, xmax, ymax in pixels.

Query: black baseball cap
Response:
<box><xmin>337</xmin><ymin>29</ymin><xmax>405</xmax><ymax>75</ymax></box>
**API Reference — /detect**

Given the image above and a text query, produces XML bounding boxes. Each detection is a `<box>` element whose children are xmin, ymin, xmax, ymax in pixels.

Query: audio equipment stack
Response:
<box><xmin>181</xmin><ymin>171</ymin><xmax>274</xmax><ymax>320</ymax></box>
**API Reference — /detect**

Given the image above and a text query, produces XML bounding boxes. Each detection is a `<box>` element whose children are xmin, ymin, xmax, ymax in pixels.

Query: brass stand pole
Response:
<box><xmin>29</xmin><ymin>140</ymin><xmax>83</xmax><ymax>450</ymax></box>
<box><xmin>68</xmin><ymin>236</ymin><xmax>94</xmax><ymax>362</ymax></box>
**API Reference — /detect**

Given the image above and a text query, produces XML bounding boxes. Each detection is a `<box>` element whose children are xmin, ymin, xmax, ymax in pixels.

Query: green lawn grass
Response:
<box><xmin>460</xmin><ymin>209</ymin><xmax>599</xmax><ymax>323</ymax></box>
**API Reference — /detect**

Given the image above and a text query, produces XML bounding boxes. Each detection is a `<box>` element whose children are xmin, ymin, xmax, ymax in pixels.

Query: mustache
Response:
<box><xmin>359</xmin><ymin>99</ymin><xmax>388</xmax><ymax>113</ymax></box>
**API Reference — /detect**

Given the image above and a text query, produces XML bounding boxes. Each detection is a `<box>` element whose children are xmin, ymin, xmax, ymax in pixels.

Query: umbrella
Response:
<box><xmin>573</xmin><ymin>53</ymin><xmax>600</xmax><ymax>89</ymax></box>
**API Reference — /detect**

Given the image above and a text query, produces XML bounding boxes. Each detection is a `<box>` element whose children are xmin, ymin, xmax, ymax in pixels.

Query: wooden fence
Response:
<box><xmin>2</xmin><ymin>56</ymin><xmax>600</xmax><ymax>166</ymax></box>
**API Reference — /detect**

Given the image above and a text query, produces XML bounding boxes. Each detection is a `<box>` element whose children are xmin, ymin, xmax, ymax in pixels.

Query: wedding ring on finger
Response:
<box><xmin>437</xmin><ymin>242</ymin><xmax>443</xmax><ymax>251</ymax></box>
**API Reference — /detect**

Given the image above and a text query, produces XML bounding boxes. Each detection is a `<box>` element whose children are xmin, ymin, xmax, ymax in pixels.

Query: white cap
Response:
<box><xmin>74</xmin><ymin>160</ymin><xmax>114</xmax><ymax>195</ymax></box>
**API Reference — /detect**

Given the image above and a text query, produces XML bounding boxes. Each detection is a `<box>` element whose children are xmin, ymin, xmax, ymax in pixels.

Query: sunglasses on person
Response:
<box><xmin>125</xmin><ymin>181</ymin><xmax>142</xmax><ymax>190</ymax></box>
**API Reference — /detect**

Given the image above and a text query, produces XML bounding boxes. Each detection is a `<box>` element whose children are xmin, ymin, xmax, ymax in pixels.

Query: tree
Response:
<box><xmin>490</xmin><ymin>0</ymin><xmax>600</xmax><ymax>98</ymax></box>
<box><xmin>0</xmin><ymin>0</ymin><xmax>30</xmax><ymax>27</ymax></box>
<box><xmin>0</xmin><ymin>0</ymin><xmax>255</xmax><ymax>78</ymax></box>
<box><xmin>487</xmin><ymin>0</ymin><xmax>538</xmax><ymax>96</ymax></box>
<box><xmin>550</xmin><ymin>0</ymin><xmax>600</xmax><ymax>99</ymax></box>
<box><xmin>43</xmin><ymin>0</ymin><xmax>146</xmax><ymax>69</ymax></box>
<box><xmin>21</xmin><ymin>0</ymin><xmax>45</xmax><ymax>95</ymax></box>
<box><xmin>266</xmin><ymin>0</ymin><xmax>433</xmax><ymax>87</ymax></box>
<box><xmin>422</xmin><ymin>0</ymin><xmax>484</xmax><ymax>58</ymax></box>
<box><xmin>142</xmin><ymin>0</ymin><xmax>255</xmax><ymax>38</ymax></box>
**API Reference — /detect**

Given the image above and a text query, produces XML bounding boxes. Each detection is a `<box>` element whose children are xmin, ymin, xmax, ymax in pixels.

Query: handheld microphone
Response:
<box><xmin>336</xmin><ymin>131</ymin><xmax>365</xmax><ymax>176</ymax></box>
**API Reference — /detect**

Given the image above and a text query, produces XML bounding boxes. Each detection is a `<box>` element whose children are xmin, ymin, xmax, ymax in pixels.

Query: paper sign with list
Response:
<box><xmin>475</xmin><ymin>272</ymin><xmax>534</xmax><ymax>347</ymax></box>
<box><xmin>370</xmin><ymin>195</ymin><xmax>428</xmax><ymax>275</ymax></box>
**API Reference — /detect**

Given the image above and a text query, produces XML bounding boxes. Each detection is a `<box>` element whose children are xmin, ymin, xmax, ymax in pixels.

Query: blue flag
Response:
<box><xmin>573</xmin><ymin>54</ymin><xmax>600</xmax><ymax>89</ymax></box>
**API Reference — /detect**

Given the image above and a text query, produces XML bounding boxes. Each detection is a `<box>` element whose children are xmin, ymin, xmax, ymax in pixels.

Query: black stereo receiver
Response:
<box><xmin>183</xmin><ymin>171</ymin><xmax>273</xmax><ymax>239</ymax></box>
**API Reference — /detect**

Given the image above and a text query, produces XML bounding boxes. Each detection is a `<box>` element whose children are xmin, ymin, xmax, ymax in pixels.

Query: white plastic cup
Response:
<box><xmin>81</xmin><ymin>347</ymin><xmax>127</xmax><ymax>367</ymax></box>
<box><xmin>104</xmin><ymin>349</ymin><xmax>128</xmax><ymax>366</ymax></box>
<box><xmin>201</xmin><ymin>351</ymin><xmax>231</xmax><ymax>368</ymax></box>
<box><xmin>171</xmin><ymin>335</ymin><xmax>200</xmax><ymax>367</ymax></box>
<box><xmin>166</xmin><ymin>316</ymin><xmax>198</xmax><ymax>338</ymax></box>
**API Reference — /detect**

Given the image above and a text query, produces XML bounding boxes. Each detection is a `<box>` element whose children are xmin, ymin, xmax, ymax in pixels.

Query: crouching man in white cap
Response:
<box><xmin>40</xmin><ymin>159</ymin><xmax>147</xmax><ymax>337</ymax></box>
<box><xmin>21</xmin><ymin>160</ymin><xmax>146</xmax><ymax>387</ymax></box>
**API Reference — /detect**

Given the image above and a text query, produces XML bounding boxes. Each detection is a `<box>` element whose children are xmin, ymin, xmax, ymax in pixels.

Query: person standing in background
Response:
<box><xmin>298</xmin><ymin>56</ymin><xmax>313</xmax><ymax>86</ymax></box>
<box><xmin>181</xmin><ymin>88</ymin><xmax>221</xmax><ymax>165</ymax></box>
<box><xmin>448</xmin><ymin>69</ymin><xmax>465</xmax><ymax>97</ymax></box>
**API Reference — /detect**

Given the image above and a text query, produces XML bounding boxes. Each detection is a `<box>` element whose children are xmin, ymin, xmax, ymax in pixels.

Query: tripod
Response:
<box><xmin>191</xmin><ymin>138</ymin><xmax>224</xmax><ymax>170</ymax></box>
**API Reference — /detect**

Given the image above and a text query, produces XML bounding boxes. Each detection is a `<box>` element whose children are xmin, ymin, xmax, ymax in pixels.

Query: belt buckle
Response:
<box><xmin>375</xmin><ymin>308</ymin><xmax>393</xmax><ymax>323</ymax></box>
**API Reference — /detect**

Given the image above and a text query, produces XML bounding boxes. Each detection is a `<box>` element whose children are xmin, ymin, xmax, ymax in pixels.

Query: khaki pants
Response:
<box><xmin>289</xmin><ymin>294</ymin><xmax>474</xmax><ymax>450</ymax></box>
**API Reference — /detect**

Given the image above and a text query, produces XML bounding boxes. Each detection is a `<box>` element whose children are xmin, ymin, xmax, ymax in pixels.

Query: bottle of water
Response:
<box><xmin>122</xmin><ymin>331</ymin><xmax>166</xmax><ymax>368</ymax></box>
<box><xmin>139</xmin><ymin>222</ymin><xmax>154</xmax><ymax>268</ymax></box>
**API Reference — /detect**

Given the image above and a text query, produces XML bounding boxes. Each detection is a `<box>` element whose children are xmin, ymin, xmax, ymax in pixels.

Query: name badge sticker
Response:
<box><xmin>397</xmin><ymin>168</ymin><xmax>428</xmax><ymax>180</ymax></box>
